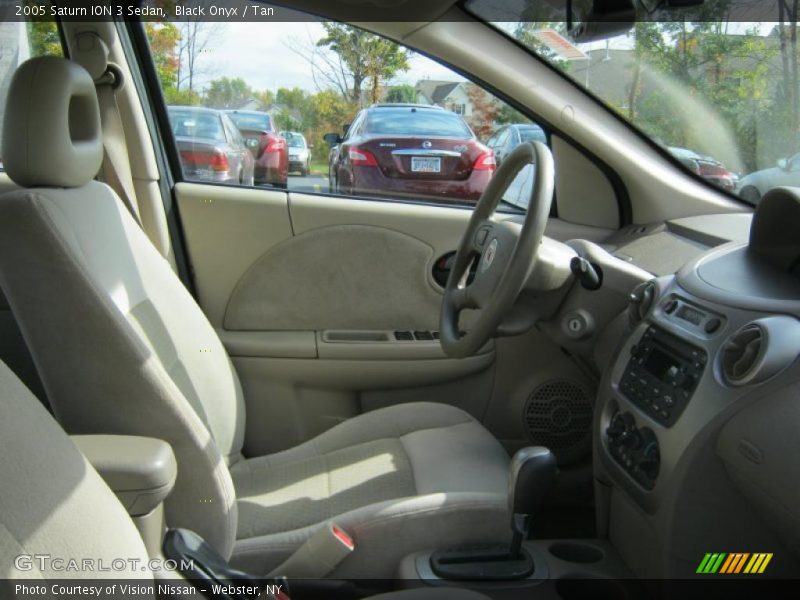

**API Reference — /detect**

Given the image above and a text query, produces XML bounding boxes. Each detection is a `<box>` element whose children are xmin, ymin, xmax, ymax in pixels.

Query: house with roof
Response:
<box><xmin>415</xmin><ymin>79</ymin><xmax>475</xmax><ymax>117</ymax></box>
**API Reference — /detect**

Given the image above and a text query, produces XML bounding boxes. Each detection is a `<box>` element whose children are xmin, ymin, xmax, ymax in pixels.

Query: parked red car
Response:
<box><xmin>668</xmin><ymin>146</ymin><xmax>738</xmax><ymax>192</ymax></box>
<box><xmin>324</xmin><ymin>104</ymin><xmax>495</xmax><ymax>203</ymax></box>
<box><xmin>225</xmin><ymin>110</ymin><xmax>288</xmax><ymax>188</ymax></box>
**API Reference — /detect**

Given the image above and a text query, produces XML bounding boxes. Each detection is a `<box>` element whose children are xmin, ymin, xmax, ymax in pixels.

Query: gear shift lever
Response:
<box><xmin>429</xmin><ymin>446</ymin><xmax>559</xmax><ymax>581</ymax></box>
<box><xmin>507</xmin><ymin>446</ymin><xmax>559</xmax><ymax>559</ymax></box>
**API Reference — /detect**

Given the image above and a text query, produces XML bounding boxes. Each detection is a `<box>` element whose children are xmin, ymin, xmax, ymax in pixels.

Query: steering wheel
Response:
<box><xmin>440</xmin><ymin>141</ymin><xmax>555</xmax><ymax>358</ymax></box>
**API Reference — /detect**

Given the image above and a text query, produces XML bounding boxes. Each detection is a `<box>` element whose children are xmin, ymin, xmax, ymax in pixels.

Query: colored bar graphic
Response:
<box><xmin>710</xmin><ymin>553</ymin><xmax>726</xmax><ymax>573</ymax></box>
<box><xmin>719</xmin><ymin>553</ymin><xmax>735</xmax><ymax>574</ymax></box>
<box><xmin>698</xmin><ymin>552</ymin><xmax>773</xmax><ymax>574</ymax></box>
<box><xmin>696</xmin><ymin>553</ymin><xmax>713</xmax><ymax>573</ymax></box>
<box><xmin>758</xmin><ymin>553</ymin><xmax>773</xmax><ymax>573</ymax></box>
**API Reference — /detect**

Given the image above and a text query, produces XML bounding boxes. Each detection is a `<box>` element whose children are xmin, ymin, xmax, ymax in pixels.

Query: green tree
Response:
<box><xmin>303</xmin><ymin>90</ymin><xmax>358</xmax><ymax>162</ymax></box>
<box><xmin>276</xmin><ymin>87</ymin><xmax>307</xmax><ymax>111</ymax></box>
<box><xmin>204</xmin><ymin>77</ymin><xmax>253</xmax><ymax>109</ymax></box>
<box><xmin>625</xmin><ymin>18</ymin><xmax>775</xmax><ymax>172</ymax></box>
<box><xmin>316</xmin><ymin>24</ymin><xmax>409</xmax><ymax>106</ymax></box>
<box><xmin>26</xmin><ymin>20</ymin><xmax>62</xmax><ymax>56</ymax></box>
<box><xmin>252</xmin><ymin>90</ymin><xmax>274</xmax><ymax>112</ymax></box>
<box><xmin>384</xmin><ymin>84</ymin><xmax>418</xmax><ymax>103</ymax></box>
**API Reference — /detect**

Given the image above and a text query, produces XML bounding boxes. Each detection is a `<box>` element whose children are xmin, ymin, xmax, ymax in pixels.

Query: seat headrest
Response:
<box><xmin>2</xmin><ymin>57</ymin><xmax>102</xmax><ymax>188</ymax></box>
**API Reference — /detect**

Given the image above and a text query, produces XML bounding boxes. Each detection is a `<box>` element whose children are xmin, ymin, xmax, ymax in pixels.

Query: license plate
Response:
<box><xmin>411</xmin><ymin>157</ymin><xmax>441</xmax><ymax>173</ymax></box>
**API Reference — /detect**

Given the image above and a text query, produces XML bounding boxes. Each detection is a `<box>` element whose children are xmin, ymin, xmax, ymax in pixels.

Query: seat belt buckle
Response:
<box><xmin>267</xmin><ymin>522</ymin><xmax>355</xmax><ymax>579</ymax></box>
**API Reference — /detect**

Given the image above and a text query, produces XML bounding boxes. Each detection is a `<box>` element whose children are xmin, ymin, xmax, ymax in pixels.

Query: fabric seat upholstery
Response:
<box><xmin>0</xmin><ymin>359</ymin><xmax>496</xmax><ymax>600</ymax></box>
<box><xmin>0</xmin><ymin>56</ymin><xmax>510</xmax><ymax>579</ymax></box>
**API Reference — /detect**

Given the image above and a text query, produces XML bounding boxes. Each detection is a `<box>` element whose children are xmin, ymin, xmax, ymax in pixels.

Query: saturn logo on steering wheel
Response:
<box><xmin>482</xmin><ymin>238</ymin><xmax>498</xmax><ymax>272</ymax></box>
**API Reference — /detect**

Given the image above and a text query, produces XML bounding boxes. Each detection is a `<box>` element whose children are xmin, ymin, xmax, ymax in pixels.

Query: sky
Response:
<box><xmin>185</xmin><ymin>19</ymin><xmax>776</xmax><ymax>94</ymax></box>
<box><xmin>190</xmin><ymin>22</ymin><xmax>465</xmax><ymax>93</ymax></box>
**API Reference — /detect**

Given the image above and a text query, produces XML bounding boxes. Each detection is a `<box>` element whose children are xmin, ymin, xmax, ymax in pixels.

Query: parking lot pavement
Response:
<box><xmin>288</xmin><ymin>174</ymin><xmax>329</xmax><ymax>194</ymax></box>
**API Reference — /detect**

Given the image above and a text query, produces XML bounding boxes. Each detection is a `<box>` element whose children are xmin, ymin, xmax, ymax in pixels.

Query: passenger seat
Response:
<box><xmin>0</xmin><ymin>358</ymin><xmax>488</xmax><ymax>600</ymax></box>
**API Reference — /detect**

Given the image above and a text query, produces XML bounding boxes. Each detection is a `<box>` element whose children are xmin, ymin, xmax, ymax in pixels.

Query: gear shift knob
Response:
<box><xmin>507</xmin><ymin>447</ymin><xmax>558</xmax><ymax>559</ymax></box>
<box><xmin>508</xmin><ymin>446</ymin><xmax>559</xmax><ymax>517</ymax></box>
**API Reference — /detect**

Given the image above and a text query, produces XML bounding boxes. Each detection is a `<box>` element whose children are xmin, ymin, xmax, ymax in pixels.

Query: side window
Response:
<box><xmin>0</xmin><ymin>18</ymin><xmax>64</xmax><ymax>170</ymax></box>
<box><xmin>145</xmin><ymin>20</ymin><xmax>547</xmax><ymax>205</ymax></box>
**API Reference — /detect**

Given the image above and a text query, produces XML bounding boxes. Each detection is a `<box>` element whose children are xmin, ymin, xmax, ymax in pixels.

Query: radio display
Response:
<box><xmin>677</xmin><ymin>305</ymin><xmax>704</xmax><ymax>326</ymax></box>
<box><xmin>643</xmin><ymin>347</ymin><xmax>680</xmax><ymax>382</ymax></box>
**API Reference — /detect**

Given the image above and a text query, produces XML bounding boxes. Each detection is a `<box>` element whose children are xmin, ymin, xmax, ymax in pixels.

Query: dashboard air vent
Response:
<box><xmin>722</xmin><ymin>324</ymin><xmax>764</xmax><ymax>385</ymax></box>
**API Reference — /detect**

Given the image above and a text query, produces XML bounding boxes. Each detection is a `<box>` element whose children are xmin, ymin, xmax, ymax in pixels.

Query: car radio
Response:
<box><xmin>618</xmin><ymin>326</ymin><xmax>706</xmax><ymax>427</ymax></box>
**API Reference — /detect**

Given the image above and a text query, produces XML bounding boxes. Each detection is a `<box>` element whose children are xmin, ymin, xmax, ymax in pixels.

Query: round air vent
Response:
<box><xmin>722</xmin><ymin>324</ymin><xmax>764</xmax><ymax>385</ymax></box>
<box><xmin>523</xmin><ymin>380</ymin><xmax>592</xmax><ymax>466</ymax></box>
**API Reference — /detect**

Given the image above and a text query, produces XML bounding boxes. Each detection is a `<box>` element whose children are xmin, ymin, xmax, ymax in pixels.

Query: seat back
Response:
<box><xmin>0</xmin><ymin>360</ymin><xmax>153</xmax><ymax>592</ymax></box>
<box><xmin>0</xmin><ymin>57</ymin><xmax>243</xmax><ymax>558</ymax></box>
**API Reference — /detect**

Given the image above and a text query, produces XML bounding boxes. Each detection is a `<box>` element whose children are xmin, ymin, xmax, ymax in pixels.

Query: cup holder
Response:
<box><xmin>556</xmin><ymin>575</ymin><xmax>629</xmax><ymax>600</ymax></box>
<box><xmin>549</xmin><ymin>542</ymin><xmax>605</xmax><ymax>564</ymax></box>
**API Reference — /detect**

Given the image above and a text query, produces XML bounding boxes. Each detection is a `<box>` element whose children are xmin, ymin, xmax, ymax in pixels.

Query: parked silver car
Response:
<box><xmin>737</xmin><ymin>153</ymin><xmax>800</xmax><ymax>204</ymax></box>
<box><xmin>168</xmin><ymin>106</ymin><xmax>255</xmax><ymax>186</ymax></box>
<box><xmin>280</xmin><ymin>131</ymin><xmax>312</xmax><ymax>176</ymax></box>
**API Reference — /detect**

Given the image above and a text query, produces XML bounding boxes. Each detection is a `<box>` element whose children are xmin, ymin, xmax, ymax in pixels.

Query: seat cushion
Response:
<box><xmin>229</xmin><ymin>402</ymin><xmax>510</xmax><ymax>578</ymax></box>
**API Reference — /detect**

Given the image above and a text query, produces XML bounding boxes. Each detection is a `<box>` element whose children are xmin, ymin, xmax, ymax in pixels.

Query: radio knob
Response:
<box><xmin>638</xmin><ymin>430</ymin><xmax>660</xmax><ymax>480</ymax></box>
<box><xmin>620</xmin><ymin>430</ymin><xmax>642</xmax><ymax>450</ymax></box>
<box><xmin>679</xmin><ymin>373</ymin><xmax>696</xmax><ymax>390</ymax></box>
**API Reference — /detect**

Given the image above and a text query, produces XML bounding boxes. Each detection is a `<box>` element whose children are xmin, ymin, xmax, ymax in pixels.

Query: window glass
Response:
<box><xmin>227</xmin><ymin>112</ymin><xmax>273</xmax><ymax>132</ymax></box>
<box><xmin>145</xmin><ymin>18</ymin><xmax>547</xmax><ymax>204</ymax></box>
<box><xmin>365</xmin><ymin>107</ymin><xmax>472</xmax><ymax>138</ymax></box>
<box><xmin>0</xmin><ymin>18</ymin><xmax>64</xmax><ymax>170</ymax></box>
<box><xmin>519</xmin><ymin>126</ymin><xmax>547</xmax><ymax>144</ymax></box>
<box><xmin>169</xmin><ymin>107</ymin><xmax>226</xmax><ymax>141</ymax></box>
<box><xmin>468</xmin><ymin>0</ymin><xmax>793</xmax><ymax>204</ymax></box>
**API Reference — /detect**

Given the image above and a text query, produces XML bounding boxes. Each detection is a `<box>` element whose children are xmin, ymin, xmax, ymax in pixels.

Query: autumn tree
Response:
<box><xmin>466</xmin><ymin>84</ymin><xmax>501</xmax><ymax>140</ymax></box>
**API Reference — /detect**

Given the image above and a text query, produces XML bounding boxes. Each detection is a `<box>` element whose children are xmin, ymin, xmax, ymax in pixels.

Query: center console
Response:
<box><xmin>619</xmin><ymin>325</ymin><xmax>706</xmax><ymax>428</ymax></box>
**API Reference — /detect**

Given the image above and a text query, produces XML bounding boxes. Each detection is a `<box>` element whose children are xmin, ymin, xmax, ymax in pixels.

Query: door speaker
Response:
<box><xmin>523</xmin><ymin>379</ymin><xmax>593</xmax><ymax>466</ymax></box>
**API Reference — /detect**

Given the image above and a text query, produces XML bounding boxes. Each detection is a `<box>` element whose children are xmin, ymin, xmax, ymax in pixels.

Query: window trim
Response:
<box><xmin>127</xmin><ymin>15</ymin><xmax>625</xmax><ymax>221</ymax></box>
<box><xmin>121</xmin><ymin>18</ymin><xmax>196</xmax><ymax>293</ymax></box>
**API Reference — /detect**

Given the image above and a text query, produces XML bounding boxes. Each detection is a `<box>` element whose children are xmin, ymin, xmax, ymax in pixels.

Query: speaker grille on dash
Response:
<box><xmin>523</xmin><ymin>379</ymin><xmax>593</xmax><ymax>466</ymax></box>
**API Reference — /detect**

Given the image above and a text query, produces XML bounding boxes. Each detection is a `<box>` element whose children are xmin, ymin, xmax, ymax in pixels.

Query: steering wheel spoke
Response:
<box><xmin>440</xmin><ymin>141</ymin><xmax>554</xmax><ymax>358</ymax></box>
<box><xmin>451</xmin><ymin>285</ymin><xmax>478</xmax><ymax>311</ymax></box>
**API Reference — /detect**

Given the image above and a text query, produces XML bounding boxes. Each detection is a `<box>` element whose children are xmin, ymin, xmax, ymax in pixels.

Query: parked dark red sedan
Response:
<box><xmin>324</xmin><ymin>104</ymin><xmax>495</xmax><ymax>203</ymax></box>
<box><xmin>225</xmin><ymin>110</ymin><xmax>288</xmax><ymax>188</ymax></box>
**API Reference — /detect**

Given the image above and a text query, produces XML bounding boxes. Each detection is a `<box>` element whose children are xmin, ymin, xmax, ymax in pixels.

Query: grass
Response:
<box><xmin>309</xmin><ymin>160</ymin><xmax>328</xmax><ymax>176</ymax></box>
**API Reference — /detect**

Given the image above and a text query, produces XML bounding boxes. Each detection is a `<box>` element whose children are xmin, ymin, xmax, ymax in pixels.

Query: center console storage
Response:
<box><xmin>398</xmin><ymin>539</ymin><xmax>634</xmax><ymax>599</ymax></box>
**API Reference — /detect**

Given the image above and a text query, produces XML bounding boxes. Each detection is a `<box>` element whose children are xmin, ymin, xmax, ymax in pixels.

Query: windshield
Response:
<box><xmin>467</xmin><ymin>1</ymin><xmax>796</xmax><ymax>204</ymax></box>
<box><xmin>227</xmin><ymin>112</ymin><xmax>273</xmax><ymax>132</ymax></box>
<box><xmin>365</xmin><ymin>108</ymin><xmax>473</xmax><ymax>138</ymax></box>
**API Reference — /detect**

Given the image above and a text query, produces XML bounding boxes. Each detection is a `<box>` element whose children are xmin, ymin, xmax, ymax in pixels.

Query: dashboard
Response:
<box><xmin>582</xmin><ymin>200</ymin><xmax>800</xmax><ymax>578</ymax></box>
